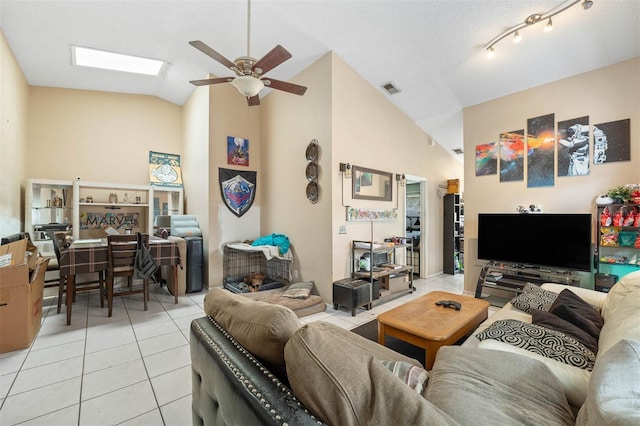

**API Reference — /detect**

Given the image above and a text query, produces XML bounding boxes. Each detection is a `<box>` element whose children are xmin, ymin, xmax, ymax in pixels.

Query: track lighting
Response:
<box><xmin>485</xmin><ymin>0</ymin><xmax>593</xmax><ymax>58</ymax></box>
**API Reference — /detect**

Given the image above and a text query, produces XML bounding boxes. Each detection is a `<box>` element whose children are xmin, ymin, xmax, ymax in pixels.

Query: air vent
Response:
<box><xmin>382</xmin><ymin>82</ymin><xmax>400</xmax><ymax>95</ymax></box>
<box><xmin>452</xmin><ymin>148</ymin><xmax>464</xmax><ymax>155</ymax></box>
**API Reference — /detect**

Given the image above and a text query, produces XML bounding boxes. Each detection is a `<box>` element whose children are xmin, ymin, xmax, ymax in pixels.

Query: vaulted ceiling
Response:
<box><xmin>2</xmin><ymin>1</ymin><xmax>638</xmax><ymax>160</ymax></box>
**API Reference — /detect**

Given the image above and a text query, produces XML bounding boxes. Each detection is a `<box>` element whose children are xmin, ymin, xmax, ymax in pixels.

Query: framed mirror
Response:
<box><xmin>352</xmin><ymin>166</ymin><xmax>393</xmax><ymax>201</ymax></box>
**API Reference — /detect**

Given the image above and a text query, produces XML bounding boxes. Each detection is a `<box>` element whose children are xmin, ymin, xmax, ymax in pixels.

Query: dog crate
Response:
<box><xmin>222</xmin><ymin>243</ymin><xmax>293</xmax><ymax>292</ymax></box>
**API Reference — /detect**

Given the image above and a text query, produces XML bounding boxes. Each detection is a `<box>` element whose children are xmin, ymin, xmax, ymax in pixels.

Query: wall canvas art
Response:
<box><xmin>593</xmin><ymin>118</ymin><xmax>631</xmax><ymax>164</ymax></box>
<box><xmin>227</xmin><ymin>136</ymin><xmax>249</xmax><ymax>166</ymax></box>
<box><xmin>499</xmin><ymin>130</ymin><xmax>524</xmax><ymax>182</ymax></box>
<box><xmin>475</xmin><ymin>142</ymin><xmax>497</xmax><ymax>176</ymax></box>
<box><xmin>557</xmin><ymin>116</ymin><xmax>590</xmax><ymax>177</ymax></box>
<box><xmin>527</xmin><ymin>113</ymin><xmax>555</xmax><ymax>188</ymax></box>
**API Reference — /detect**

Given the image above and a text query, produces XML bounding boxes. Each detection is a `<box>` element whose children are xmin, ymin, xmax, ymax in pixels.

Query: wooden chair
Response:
<box><xmin>52</xmin><ymin>232</ymin><xmax>104</xmax><ymax>314</ymax></box>
<box><xmin>106</xmin><ymin>234</ymin><xmax>150</xmax><ymax>317</ymax></box>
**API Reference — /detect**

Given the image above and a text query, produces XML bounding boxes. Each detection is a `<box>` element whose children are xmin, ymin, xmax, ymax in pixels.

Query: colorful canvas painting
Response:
<box><xmin>593</xmin><ymin>118</ymin><xmax>631</xmax><ymax>164</ymax></box>
<box><xmin>557</xmin><ymin>116</ymin><xmax>589</xmax><ymax>177</ymax></box>
<box><xmin>499</xmin><ymin>130</ymin><xmax>525</xmax><ymax>182</ymax></box>
<box><xmin>227</xmin><ymin>136</ymin><xmax>249</xmax><ymax>166</ymax></box>
<box><xmin>475</xmin><ymin>142</ymin><xmax>497</xmax><ymax>176</ymax></box>
<box><xmin>149</xmin><ymin>151</ymin><xmax>183</xmax><ymax>187</ymax></box>
<box><xmin>527</xmin><ymin>113</ymin><xmax>555</xmax><ymax>188</ymax></box>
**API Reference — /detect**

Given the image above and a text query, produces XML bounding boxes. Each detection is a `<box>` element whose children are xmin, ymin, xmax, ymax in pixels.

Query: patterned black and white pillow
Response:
<box><xmin>475</xmin><ymin>319</ymin><xmax>595</xmax><ymax>371</ymax></box>
<box><xmin>510</xmin><ymin>283</ymin><xmax>558</xmax><ymax>314</ymax></box>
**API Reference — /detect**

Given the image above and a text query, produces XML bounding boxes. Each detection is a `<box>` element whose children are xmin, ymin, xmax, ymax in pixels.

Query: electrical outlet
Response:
<box><xmin>293</xmin><ymin>270</ymin><xmax>299</xmax><ymax>279</ymax></box>
<box><xmin>339</xmin><ymin>225</ymin><xmax>347</xmax><ymax>234</ymax></box>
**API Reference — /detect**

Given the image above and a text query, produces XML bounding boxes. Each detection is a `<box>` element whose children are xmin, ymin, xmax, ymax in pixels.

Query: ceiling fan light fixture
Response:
<box><xmin>231</xmin><ymin>75</ymin><xmax>264</xmax><ymax>97</ymax></box>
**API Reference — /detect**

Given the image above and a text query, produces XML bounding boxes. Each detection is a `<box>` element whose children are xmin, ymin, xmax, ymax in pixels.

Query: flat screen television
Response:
<box><xmin>477</xmin><ymin>213</ymin><xmax>592</xmax><ymax>272</ymax></box>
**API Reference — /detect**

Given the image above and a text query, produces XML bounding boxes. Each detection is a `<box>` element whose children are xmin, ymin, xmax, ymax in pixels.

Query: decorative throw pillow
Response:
<box><xmin>282</xmin><ymin>281</ymin><xmax>314</xmax><ymax>299</ymax></box>
<box><xmin>381</xmin><ymin>360</ymin><xmax>429</xmax><ymax>394</ymax></box>
<box><xmin>549</xmin><ymin>289</ymin><xmax>604</xmax><ymax>339</ymax></box>
<box><xmin>203</xmin><ymin>288</ymin><xmax>301</xmax><ymax>372</ymax></box>
<box><xmin>510</xmin><ymin>283</ymin><xmax>558</xmax><ymax>314</ymax></box>
<box><xmin>531</xmin><ymin>309</ymin><xmax>598</xmax><ymax>354</ymax></box>
<box><xmin>476</xmin><ymin>319</ymin><xmax>595</xmax><ymax>370</ymax></box>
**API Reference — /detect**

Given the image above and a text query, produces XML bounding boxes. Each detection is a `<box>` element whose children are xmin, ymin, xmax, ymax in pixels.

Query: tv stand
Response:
<box><xmin>475</xmin><ymin>262</ymin><xmax>580</xmax><ymax>307</ymax></box>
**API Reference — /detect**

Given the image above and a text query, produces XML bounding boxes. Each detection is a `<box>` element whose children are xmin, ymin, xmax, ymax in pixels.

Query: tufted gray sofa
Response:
<box><xmin>190</xmin><ymin>317</ymin><xmax>323</xmax><ymax>426</ymax></box>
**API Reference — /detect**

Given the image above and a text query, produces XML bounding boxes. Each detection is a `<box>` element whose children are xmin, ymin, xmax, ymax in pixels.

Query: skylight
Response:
<box><xmin>71</xmin><ymin>46</ymin><xmax>165</xmax><ymax>76</ymax></box>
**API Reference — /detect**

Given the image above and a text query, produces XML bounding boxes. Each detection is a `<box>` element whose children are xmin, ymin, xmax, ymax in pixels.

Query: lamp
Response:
<box><xmin>339</xmin><ymin>162</ymin><xmax>351</xmax><ymax>179</ymax></box>
<box><xmin>396</xmin><ymin>173</ymin><xmax>406</xmax><ymax>186</ymax></box>
<box><xmin>230</xmin><ymin>76</ymin><xmax>264</xmax><ymax>98</ymax></box>
<box><xmin>485</xmin><ymin>0</ymin><xmax>594</xmax><ymax>58</ymax></box>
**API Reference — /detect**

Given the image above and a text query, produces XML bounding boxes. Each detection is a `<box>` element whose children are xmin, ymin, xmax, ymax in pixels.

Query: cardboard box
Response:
<box><xmin>0</xmin><ymin>238</ymin><xmax>38</xmax><ymax>270</ymax></box>
<box><xmin>447</xmin><ymin>179</ymin><xmax>459</xmax><ymax>194</ymax></box>
<box><xmin>0</xmin><ymin>244</ymin><xmax>49</xmax><ymax>354</ymax></box>
<box><xmin>380</xmin><ymin>273</ymin><xmax>409</xmax><ymax>293</ymax></box>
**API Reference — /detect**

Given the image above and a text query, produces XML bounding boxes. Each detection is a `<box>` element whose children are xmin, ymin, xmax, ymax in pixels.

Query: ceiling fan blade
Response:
<box><xmin>262</xmin><ymin>78</ymin><xmax>307</xmax><ymax>96</ymax></box>
<box><xmin>252</xmin><ymin>45</ymin><xmax>292</xmax><ymax>75</ymax></box>
<box><xmin>189</xmin><ymin>77</ymin><xmax>233</xmax><ymax>86</ymax></box>
<box><xmin>247</xmin><ymin>95</ymin><xmax>260</xmax><ymax>106</ymax></box>
<box><xmin>189</xmin><ymin>40</ymin><xmax>236</xmax><ymax>70</ymax></box>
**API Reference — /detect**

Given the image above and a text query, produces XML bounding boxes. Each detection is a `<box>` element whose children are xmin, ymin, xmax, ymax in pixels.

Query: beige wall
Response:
<box><xmin>261</xmin><ymin>52</ymin><xmax>463</xmax><ymax>300</ymax></box>
<box><xmin>463</xmin><ymin>58</ymin><xmax>640</xmax><ymax>293</ymax></box>
<box><xmin>331</xmin><ymin>54</ymin><xmax>464</xmax><ymax>288</ymax></box>
<box><xmin>261</xmin><ymin>52</ymin><xmax>334</xmax><ymax>297</ymax></box>
<box><xmin>1</xmin><ymin>31</ymin><xmax>29</xmax><ymax>235</ymax></box>
<box><xmin>207</xmin><ymin>83</ymin><xmax>261</xmax><ymax>286</ymax></box>
<box><xmin>181</xmin><ymin>85</ymin><xmax>210</xmax><ymax>283</ymax></box>
<box><xmin>26</xmin><ymin>87</ymin><xmax>182</xmax><ymax>184</ymax></box>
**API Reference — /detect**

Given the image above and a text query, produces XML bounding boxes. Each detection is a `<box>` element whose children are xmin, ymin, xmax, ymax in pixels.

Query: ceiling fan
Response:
<box><xmin>188</xmin><ymin>0</ymin><xmax>307</xmax><ymax>106</ymax></box>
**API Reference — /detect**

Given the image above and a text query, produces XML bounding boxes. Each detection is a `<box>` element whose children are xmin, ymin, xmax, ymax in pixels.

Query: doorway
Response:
<box><xmin>404</xmin><ymin>175</ymin><xmax>427</xmax><ymax>278</ymax></box>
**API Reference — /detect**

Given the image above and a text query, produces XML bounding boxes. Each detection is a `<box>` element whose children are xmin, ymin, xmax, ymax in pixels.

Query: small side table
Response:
<box><xmin>333</xmin><ymin>278</ymin><xmax>372</xmax><ymax>316</ymax></box>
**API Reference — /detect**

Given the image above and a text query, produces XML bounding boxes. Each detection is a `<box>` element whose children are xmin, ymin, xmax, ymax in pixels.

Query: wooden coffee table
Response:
<box><xmin>377</xmin><ymin>291</ymin><xmax>489</xmax><ymax>369</ymax></box>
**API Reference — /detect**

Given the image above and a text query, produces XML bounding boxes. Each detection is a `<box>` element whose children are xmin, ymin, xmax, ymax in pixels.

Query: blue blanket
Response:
<box><xmin>252</xmin><ymin>234</ymin><xmax>290</xmax><ymax>255</ymax></box>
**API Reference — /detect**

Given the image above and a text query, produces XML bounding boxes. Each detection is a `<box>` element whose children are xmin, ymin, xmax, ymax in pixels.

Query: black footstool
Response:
<box><xmin>333</xmin><ymin>278</ymin><xmax>372</xmax><ymax>316</ymax></box>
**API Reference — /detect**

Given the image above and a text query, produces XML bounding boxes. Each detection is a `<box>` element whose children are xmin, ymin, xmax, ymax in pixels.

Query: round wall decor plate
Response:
<box><xmin>306</xmin><ymin>181</ymin><xmax>319</xmax><ymax>203</ymax></box>
<box><xmin>305</xmin><ymin>162</ymin><xmax>318</xmax><ymax>181</ymax></box>
<box><xmin>305</xmin><ymin>140</ymin><xmax>318</xmax><ymax>161</ymax></box>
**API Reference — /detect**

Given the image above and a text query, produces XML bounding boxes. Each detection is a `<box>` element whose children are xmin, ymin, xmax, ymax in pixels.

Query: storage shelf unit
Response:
<box><xmin>594</xmin><ymin>204</ymin><xmax>640</xmax><ymax>280</ymax></box>
<box><xmin>152</xmin><ymin>186</ymin><xmax>184</xmax><ymax>234</ymax></box>
<box><xmin>72</xmin><ymin>181</ymin><xmax>153</xmax><ymax>240</ymax></box>
<box><xmin>25</xmin><ymin>179</ymin><xmax>74</xmax><ymax>261</ymax></box>
<box><xmin>443</xmin><ymin>193</ymin><xmax>463</xmax><ymax>274</ymax></box>
<box><xmin>351</xmin><ymin>240</ymin><xmax>414</xmax><ymax>304</ymax></box>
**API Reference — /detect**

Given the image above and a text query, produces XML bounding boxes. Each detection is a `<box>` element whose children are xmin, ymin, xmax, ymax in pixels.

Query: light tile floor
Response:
<box><xmin>0</xmin><ymin>273</ymin><xmax>472</xmax><ymax>425</ymax></box>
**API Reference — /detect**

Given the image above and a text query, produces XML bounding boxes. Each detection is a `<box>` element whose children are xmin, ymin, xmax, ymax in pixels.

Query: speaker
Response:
<box><xmin>595</xmin><ymin>273</ymin><xmax>618</xmax><ymax>293</ymax></box>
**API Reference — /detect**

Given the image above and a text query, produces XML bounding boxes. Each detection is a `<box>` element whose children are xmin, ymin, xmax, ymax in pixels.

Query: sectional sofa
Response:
<box><xmin>190</xmin><ymin>271</ymin><xmax>640</xmax><ymax>425</ymax></box>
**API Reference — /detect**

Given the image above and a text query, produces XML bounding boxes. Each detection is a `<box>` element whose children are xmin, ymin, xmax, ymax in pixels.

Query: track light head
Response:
<box><xmin>544</xmin><ymin>18</ymin><xmax>553</xmax><ymax>32</ymax></box>
<box><xmin>486</xmin><ymin>46</ymin><xmax>495</xmax><ymax>58</ymax></box>
<box><xmin>513</xmin><ymin>31</ymin><xmax>522</xmax><ymax>43</ymax></box>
